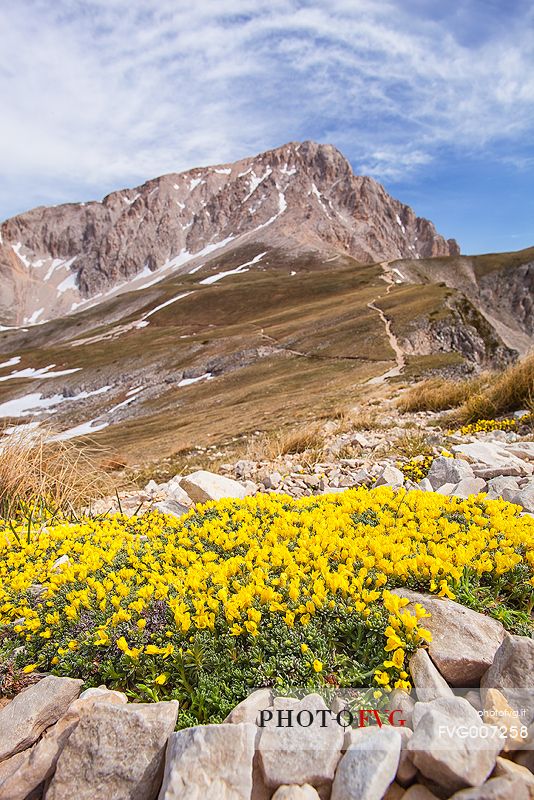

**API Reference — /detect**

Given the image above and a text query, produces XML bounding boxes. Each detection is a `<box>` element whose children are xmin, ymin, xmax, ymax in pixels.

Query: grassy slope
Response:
<box><xmin>0</xmin><ymin>243</ymin><xmax>508</xmax><ymax>464</ymax></box>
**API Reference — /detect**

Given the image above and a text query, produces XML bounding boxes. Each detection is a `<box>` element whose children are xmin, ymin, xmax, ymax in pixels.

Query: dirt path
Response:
<box><xmin>366</xmin><ymin>262</ymin><xmax>406</xmax><ymax>385</ymax></box>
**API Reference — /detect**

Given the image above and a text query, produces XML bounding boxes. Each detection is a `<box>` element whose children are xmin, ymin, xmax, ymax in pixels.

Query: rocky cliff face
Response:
<box><xmin>0</xmin><ymin>141</ymin><xmax>459</xmax><ymax>325</ymax></box>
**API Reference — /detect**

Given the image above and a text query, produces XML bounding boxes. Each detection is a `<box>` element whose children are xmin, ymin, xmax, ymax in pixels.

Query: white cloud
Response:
<box><xmin>0</xmin><ymin>0</ymin><xmax>533</xmax><ymax>216</ymax></box>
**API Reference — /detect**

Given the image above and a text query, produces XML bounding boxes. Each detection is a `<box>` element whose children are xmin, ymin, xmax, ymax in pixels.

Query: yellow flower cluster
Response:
<box><xmin>398</xmin><ymin>455</ymin><xmax>434</xmax><ymax>483</ymax></box>
<box><xmin>0</xmin><ymin>487</ymin><xmax>532</xmax><ymax>699</ymax></box>
<box><xmin>457</xmin><ymin>418</ymin><xmax>517</xmax><ymax>436</ymax></box>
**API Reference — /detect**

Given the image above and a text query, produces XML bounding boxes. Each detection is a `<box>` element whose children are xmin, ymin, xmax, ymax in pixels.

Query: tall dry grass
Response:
<box><xmin>398</xmin><ymin>375</ymin><xmax>486</xmax><ymax>413</ymax></box>
<box><xmin>0</xmin><ymin>427</ymin><xmax>112</xmax><ymax>520</ymax></box>
<box><xmin>398</xmin><ymin>352</ymin><xmax>534</xmax><ymax>422</ymax></box>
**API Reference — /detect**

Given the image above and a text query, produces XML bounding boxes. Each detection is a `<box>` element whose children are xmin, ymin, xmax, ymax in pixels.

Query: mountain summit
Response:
<box><xmin>0</xmin><ymin>141</ymin><xmax>458</xmax><ymax>325</ymax></box>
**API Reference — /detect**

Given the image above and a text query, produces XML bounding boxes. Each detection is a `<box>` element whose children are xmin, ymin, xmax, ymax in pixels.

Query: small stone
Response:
<box><xmin>0</xmin><ymin>676</ymin><xmax>83</xmax><ymax>761</ymax></box>
<box><xmin>153</xmin><ymin>499</ymin><xmax>189</xmax><ymax>518</ymax></box>
<box><xmin>392</xmin><ymin>589</ymin><xmax>505</xmax><ymax>686</ymax></box>
<box><xmin>485</xmin><ymin>476</ymin><xmax>520</xmax><ymax>499</ymax></box>
<box><xmin>78</xmin><ymin>686</ymin><xmax>128</xmax><ymax>704</ymax></box>
<box><xmin>165</xmin><ymin>478</ymin><xmax>193</xmax><ymax>506</ymax></box>
<box><xmin>483</xmin><ymin>689</ymin><xmax>526</xmax><ymax>750</ymax></box>
<box><xmin>427</xmin><ymin>457</ymin><xmax>475</xmax><ymax>490</ymax></box>
<box><xmin>330</xmin><ymin>726</ymin><xmax>401</xmax><ymax>800</ymax></box>
<box><xmin>258</xmin><ymin>694</ymin><xmax>344</xmax><ymax>789</ymax></box>
<box><xmin>224</xmin><ymin>689</ymin><xmax>273</xmax><ymax>724</ymax></box>
<box><xmin>390</xmin><ymin>689</ymin><xmax>416</xmax><ymax>729</ymax></box>
<box><xmin>46</xmin><ymin>700</ymin><xmax>178</xmax><ymax>800</ymax></box>
<box><xmin>159</xmin><ymin>722</ymin><xmax>256</xmax><ymax>800</ymax></box>
<box><xmin>502</xmin><ymin>487</ymin><xmax>534</xmax><ymax>513</ymax></box>
<box><xmin>51</xmin><ymin>555</ymin><xmax>69</xmax><ymax>572</ymax></box>
<box><xmin>271</xmin><ymin>786</ymin><xmax>321</xmax><ymax>799</ymax></box>
<box><xmin>351</xmin><ymin>433</ymin><xmax>371</xmax><ymax>448</ymax></box>
<box><xmin>396</xmin><ymin>726</ymin><xmax>417</xmax><ymax>786</ymax></box>
<box><xmin>409</xmin><ymin>649</ymin><xmax>454</xmax><ymax>702</ymax></box>
<box><xmin>402</xmin><ymin>787</ymin><xmax>441</xmax><ymax>800</ymax></box>
<box><xmin>417</xmin><ymin>478</ymin><xmax>433</xmax><ymax>491</ymax></box>
<box><xmin>408</xmin><ymin>696</ymin><xmax>503</xmax><ymax>793</ymax></box>
<box><xmin>450</xmin><ymin>477</ymin><xmax>487</xmax><ymax>498</ymax></box>
<box><xmin>436</xmin><ymin>483</ymin><xmax>456</xmax><ymax>495</ymax></box>
<box><xmin>180</xmin><ymin>470</ymin><xmax>249</xmax><ymax>503</ymax></box>
<box><xmin>448</xmin><ymin>775</ymin><xmax>529</xmax><ymax>799</ymax></box>
<box><xmin>453</xmin><ymin>442</ymin><xmax>533</xmax><ymax>478</ymax></box>
<box><xmin>263</xmin><ymin>472</ymin><xmax>282</xmax><ymax>490</ymax></box>
<box><xmin>383</xmin><ymin>782</ymin><xmax>406</xmax><ymax>800</ymax></box>
<box><xmin>374</xmin><ymin>465</ymin><xmax>405</xmax><ymax>489</ymax></box>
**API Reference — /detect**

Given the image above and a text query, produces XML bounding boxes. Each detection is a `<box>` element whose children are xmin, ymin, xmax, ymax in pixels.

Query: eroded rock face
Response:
<box><xmin>0</xmin><ymin>141</ymin><xmax>459</xmax><ymax>325</ymax></box>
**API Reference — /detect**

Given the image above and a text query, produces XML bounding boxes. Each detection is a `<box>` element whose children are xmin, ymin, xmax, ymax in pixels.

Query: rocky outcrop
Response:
<box><xmin>399</xmin><ymin>296</ymin><xmax>517</xmax><ymax>369</ymax></box>
<box><xmin>0</xmin><ymin>141</ymin><xmax>459</xmax><ymax>325</ymax></box>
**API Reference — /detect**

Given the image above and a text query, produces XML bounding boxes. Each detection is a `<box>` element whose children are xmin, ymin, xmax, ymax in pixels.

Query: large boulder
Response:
<box><xmin>0</xmin><ymin>676</ymin><xmax>83</xmax><ymax>761</ymax></box>
<box><xmin>426</xmin><ymin>457</ymin><xmax>475</xmax><ymax>490</ymax></box>
<box><xmin>481</xmin><ymin>634</ymin><xmax>534</xmax><ymax>724</ymax></box>
<box><xmin>158</xmin><ymin>723</ymin><xmax>256</xmax><ymax>800</ymax></box>
<box><xmin>493</xmin><ymin>756</ymin><xmax>534</xmax><ymax>798</ymax></box>
<box><xmin>258</xmin><ymin>694</ymin><xmax>343</xmax><ymax>790</ymax></box>
<box><xmin>0</xmin><ymin>690</ymin><xmax>126</xmax><ymax>800</ymax></box>
<box><xmin>408</xmin><ymin>697</ymin><xmax>503</xmax><ymax>793</ymax></box>
<box><xmin>180</xmin><ymin>470</ymin><xmax>250</xmax><ymax>503</ymax></box>
<box><xmin>330</xmin><ymin>727</ymin><xmax>401</xmax><ymax>800</ymax></box>
<box><xmin>408</xmin><ymin>649</ymin><xmax>454</xmax><ymax>702</ymax></box>
<box><xmin>392</xmin><ymin>589</ymin><xmax>505</xmax><ymax>686</ymax></box>
<box><xmin>452</xmin><ymin>442</ymin><xmax>533</xmax><ymax>479</ymax></box>
<box><xmin>46</xmin><ymin>700</ymin><xmax>178</xmax><ymax>800</ymax></box>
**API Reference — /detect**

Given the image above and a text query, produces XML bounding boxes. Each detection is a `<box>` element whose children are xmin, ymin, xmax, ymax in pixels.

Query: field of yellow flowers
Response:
<box><xmin>0</xmin><ymin>487</ymin><xmax>533</xmax><ymax>725</ymax></box>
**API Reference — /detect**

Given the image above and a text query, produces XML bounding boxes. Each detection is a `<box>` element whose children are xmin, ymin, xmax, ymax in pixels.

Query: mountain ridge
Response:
<box><xmin>0</xmin><ymin>140</ymin><xmax>459</xmax><ymax>326</ymax></box>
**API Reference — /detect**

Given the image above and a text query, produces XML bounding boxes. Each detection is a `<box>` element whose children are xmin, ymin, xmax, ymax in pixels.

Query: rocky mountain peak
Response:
<box><xmin>0</xmin><ymin>141</ymin><xmax>459</xmax><ymax>325</ymax></box>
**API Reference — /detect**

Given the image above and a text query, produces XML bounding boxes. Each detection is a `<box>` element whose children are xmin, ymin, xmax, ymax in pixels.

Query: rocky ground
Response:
<box><xmin>96</xmin><ymin>403</ymin><xmax>534</xmax><ymax>519</ymax></box>
<box><xmin>0</xmin><ymin>604</ymin><xmax>533</xmax><ymax>799</ymax></box>
<box><xmin>1</xmin><ymin>403</ymin><xmax>533</xmax><ymax>799</ymax></box>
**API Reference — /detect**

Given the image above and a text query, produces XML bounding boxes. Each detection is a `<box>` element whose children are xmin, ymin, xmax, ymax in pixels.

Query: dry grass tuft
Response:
<box><xmin>0</xmin><ymin>427</ymin><xmax>113</xmax><ymax>519</ymax></box>
<box><xmin>398</xmin><ymin>376</ymin><xmax>484</xmax><ymax>413</ymax></box>
<box><xmin>464</xmin><ymin>353</ymin><xmax>534</xmax><ymax>421</ymax></box>
<box><xmin>398</xmin><ymin>353</ymin><xmax>534</xmax><ymax>422</ymax></box>
<box><xmin>390</xmin><ymin>430</ymin><xmax>433</xmax><ymax>459</ymax></box>
<box><xmin>246</xmin><ymin>423</ymin><xmax>325</xmax><ymax>462</ymax></box>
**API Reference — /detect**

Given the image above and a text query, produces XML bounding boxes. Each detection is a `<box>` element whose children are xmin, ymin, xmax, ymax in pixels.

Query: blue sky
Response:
<box><xmin>1</xmin><ymin>0</ymin><xmax>533</xmax><ymax>254</ymax></box>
